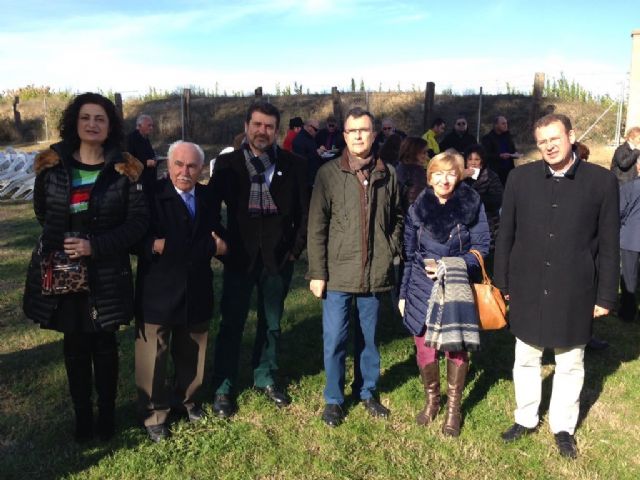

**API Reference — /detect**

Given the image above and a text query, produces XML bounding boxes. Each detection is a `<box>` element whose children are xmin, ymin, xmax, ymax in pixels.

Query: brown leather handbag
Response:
<box><xmin>469</xmin><ymin>249</ymin><xmax>507</xmax><ymax>330</ymax></box>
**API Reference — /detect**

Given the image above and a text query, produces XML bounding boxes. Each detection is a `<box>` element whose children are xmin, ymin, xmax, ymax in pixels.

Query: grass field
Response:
<box><xmin>1</xmin><ymin>200</ymin><xmax>639</xmax><ymax>479</ymax></box>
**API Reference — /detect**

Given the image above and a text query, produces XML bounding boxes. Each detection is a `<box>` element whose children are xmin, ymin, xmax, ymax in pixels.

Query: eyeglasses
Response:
<box><xmin>456</xmin><ymin>122</ymin><xmax>467</xmax><ymax>126</ymax></box>
<box><xmin>327</xmin><ymin>123</ymin><xmax>336</xmax><ymax>128</ymax></box>
<box><xmin>382</xmin><ymin>127</ymin><xmax>393</xmax><ymax>131</ymax></box>
<box><xmin>309</xmin><ymin>125</ymin><xmax>319</xmax><ymax>132</ymax></box>
<box><xmin>345</xmin><ymin>128</ymin><xmax>372</xmax><ymax>136</ymax></box>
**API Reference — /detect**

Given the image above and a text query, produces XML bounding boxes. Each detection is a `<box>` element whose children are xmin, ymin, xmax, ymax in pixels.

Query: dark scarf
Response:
<box><xmin>242</xmin><ymin>143</ymin><xmax>279</xmax><ymax>217</ymax></box>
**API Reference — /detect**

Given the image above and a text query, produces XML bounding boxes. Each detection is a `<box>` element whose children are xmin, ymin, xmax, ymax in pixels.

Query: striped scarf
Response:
<box><xmin>424</xmin><ymin>257</ymin><xmax>480</xmax><ymax>352</ymax></box>
<box><xmin>243</xmin><ymin>144</ymin><xmax>279</xmax><ymax>217</ymax></box>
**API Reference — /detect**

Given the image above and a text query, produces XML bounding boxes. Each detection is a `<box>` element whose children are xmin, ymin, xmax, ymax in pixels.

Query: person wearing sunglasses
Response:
<box><xmin>440</xmin><ymin>116</ymin><xmax>477</xmax><ymax>154</ymax></box>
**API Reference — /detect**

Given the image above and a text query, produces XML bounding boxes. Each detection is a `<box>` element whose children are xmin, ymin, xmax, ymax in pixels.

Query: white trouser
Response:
<box><xmin>513</xmin><ymin>337</ymin><xmax>586</xmax><ymax>435</ymax></box>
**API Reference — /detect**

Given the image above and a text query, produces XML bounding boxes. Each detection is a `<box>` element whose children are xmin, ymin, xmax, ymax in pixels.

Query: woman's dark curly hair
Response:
<box><xmin>58</xmin><ymin>92</ymin><xmax>124</xmax><ymax>151</ymax></box>
<box><xmin>463</xmin><ymin>143</ymin><xmax>487</xmax><ymax>168</ymax></box>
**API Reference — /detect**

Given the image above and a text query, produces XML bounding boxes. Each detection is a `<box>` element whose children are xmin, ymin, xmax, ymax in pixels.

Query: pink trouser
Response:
<box><xmin>414</xmin><ymin>335</ymin><xmax>468</xmax><ymax>368</ymax></box>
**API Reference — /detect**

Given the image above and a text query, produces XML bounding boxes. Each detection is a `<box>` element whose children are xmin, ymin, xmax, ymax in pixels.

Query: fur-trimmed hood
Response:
<box><xmin>34</xmin><ymin>145</ymin><xmax>143</xmax><ymax>182</ymax></box>
<box><xmin>410</xmin><ymin>181</ymin><xmax>482</xmax><ymax>243</ymax></box>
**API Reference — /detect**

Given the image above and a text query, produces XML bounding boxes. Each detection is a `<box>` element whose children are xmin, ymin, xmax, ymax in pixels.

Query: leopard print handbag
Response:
<box><xmin>41</xmin><ymin>250</ymin><xmax>90</xmax><ymax>295</ymax></box>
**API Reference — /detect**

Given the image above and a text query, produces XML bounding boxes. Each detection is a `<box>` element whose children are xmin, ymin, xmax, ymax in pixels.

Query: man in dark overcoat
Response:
<box><xmin>126</xmin><ymin>114</ymin><xmax>157</xmax><ymax>193</ymax></box>
<box><xmin>134</xmin><ymin>141</ymin><xmax>227</xmax><ymax>442</ymax></box>
<box><xmin>494</xmin><ymin>114</ymin><xmax>619</xmax><ymax>459</ymax></box>
<box><xmin>208</xmin><ymin>101</ymin><xmax>308</xmax><ymax>418</ymax></box>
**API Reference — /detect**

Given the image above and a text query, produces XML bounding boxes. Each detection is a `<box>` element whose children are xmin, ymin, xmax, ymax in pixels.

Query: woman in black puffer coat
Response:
<box><xmin>463</xmin><ymin>144</ymin><xmax>503</xmax><ymax>251</ymax></box>
<box><xmin>23</xmin><ymin>93</ymin><xmax>148</xmax><ymax>442</ymax></box>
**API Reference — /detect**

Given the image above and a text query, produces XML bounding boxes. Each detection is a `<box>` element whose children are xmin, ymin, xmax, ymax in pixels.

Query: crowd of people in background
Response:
<box><xmin>23</xmin><ymin>92</ymin><xmax>640</xmax><ymax>461</ymax></box>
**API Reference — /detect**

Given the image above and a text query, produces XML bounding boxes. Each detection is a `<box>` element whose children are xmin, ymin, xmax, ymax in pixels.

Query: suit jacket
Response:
<box><xmin>135</xmin><ymin>179</ymin><xmax>219</xmax><ymax>326</ymax></box>
<box><xmin>208</xmin><ymin>147</ymin><xmax>308</xmax><ymax>274</ymax></box>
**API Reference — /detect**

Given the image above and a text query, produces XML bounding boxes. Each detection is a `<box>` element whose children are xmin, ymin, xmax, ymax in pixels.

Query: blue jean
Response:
<box><xmin>322</xmin><ymin>291</ymin><xmax>381</xmax><ymax>405</ymax></box>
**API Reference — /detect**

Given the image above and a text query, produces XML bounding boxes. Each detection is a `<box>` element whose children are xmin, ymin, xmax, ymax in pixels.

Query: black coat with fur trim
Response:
<box><xmin>399</xmin><ymin>182</ymin><xmax>490</xmax><ymax>336</ymax></box>
<box><xmin>23</xmin><ymin>142</ymin><xmax>149</xmax><ymax>330</ymax></box>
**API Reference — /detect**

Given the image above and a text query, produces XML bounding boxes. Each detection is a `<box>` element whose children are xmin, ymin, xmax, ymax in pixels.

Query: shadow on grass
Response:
<box><xmin>0</xmin><ymin>331</ymin><xmax>145</xmax><ymax>479</ymax></box>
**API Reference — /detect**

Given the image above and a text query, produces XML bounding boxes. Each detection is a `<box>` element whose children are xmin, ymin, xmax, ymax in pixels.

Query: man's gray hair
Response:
<box><xmin>167</xmin><ymin>140</ymin><xmax>205</xmax><ymax>165</ymax></box>
<box><xmin>136</xmin><ymin>114</ymin><xmax>152</xmax><ymax>127</ymax></box>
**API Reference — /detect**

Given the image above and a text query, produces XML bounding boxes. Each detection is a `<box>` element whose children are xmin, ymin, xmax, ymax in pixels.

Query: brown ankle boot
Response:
<box><xmin>442</xmin><ymin>359</ymin><xmax>468</xmax><ymax>437</ymax></box>
<box><xmin>416</xmin><ymin>362</ymin><xmax>440</xmax><ymax>425</ymax></box>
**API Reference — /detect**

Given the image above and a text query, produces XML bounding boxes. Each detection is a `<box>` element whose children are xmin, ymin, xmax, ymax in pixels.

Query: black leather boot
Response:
<box><xmin>93</xmin><ymin>334</ymin><xmax>118</xmax><ymax>441</ymax></box>
<box><xmin>63</xmin><ymin>337</ymin><xmax>94</xmax><ymax>442</ymax></box>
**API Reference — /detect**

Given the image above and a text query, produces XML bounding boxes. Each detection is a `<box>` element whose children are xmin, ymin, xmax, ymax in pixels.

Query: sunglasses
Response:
<box><xmin>309</xmin><ymin>125</ymin><xmax>319</xmax><ymax>132</ymax></box>
<box><xmin>382</xmin><ymin>127</ymin><xmax>393</xmax><ymax>131</ymax></box>
<box><xmin>456</xmin><ymin>122</ymin><xmax>467</xmax><ymax>126</ymax></box>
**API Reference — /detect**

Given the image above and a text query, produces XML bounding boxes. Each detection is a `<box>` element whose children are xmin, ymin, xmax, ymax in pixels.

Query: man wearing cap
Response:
<box><xmin>282</xmin><ymin>117</ymin><xmax>304</xmax><ymax>152</ymax></box>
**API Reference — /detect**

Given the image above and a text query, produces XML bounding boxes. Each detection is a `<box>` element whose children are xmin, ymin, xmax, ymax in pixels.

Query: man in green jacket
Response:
<box><xmin>307</xmin><ymin>107</ymin><xmax>403</xmax><ymax>427</ymax></box>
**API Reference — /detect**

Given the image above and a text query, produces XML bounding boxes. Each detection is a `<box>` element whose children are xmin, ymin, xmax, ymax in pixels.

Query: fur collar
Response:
<box><xmin>34</xmin><ymin>149</ymin><xmax>60</xmax><ymax>175</ymax></box>
<box><xmin>34</xmin><ymin>148</ymin><xmax>143</xmax><ymax>182</ymax></box>
<box><xmin>411</xmin><ymin>181</ymin><xmax>481</xmax><ymax>243</ymax></box>
<box><xmin>115</xmin><ymin>152</ymin><xmax>143</xmax><ymax>182</ymax></box>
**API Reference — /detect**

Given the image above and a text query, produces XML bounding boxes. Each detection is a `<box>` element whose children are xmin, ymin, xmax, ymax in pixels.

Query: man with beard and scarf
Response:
<box><xmin>307</xmin><ymin>107</ymin><xmax>403</xmax><ymax>427</ymax></box>
<box><xmin>208</xmin><ymin>101</ymin><xmax>309</xmax><ymax>418</ymax></box>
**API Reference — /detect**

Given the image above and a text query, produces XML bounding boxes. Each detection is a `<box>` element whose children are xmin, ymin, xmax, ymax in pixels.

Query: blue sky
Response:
<box><xmin>0</xmin><ymin>0</ymin><xmax>636</xmax><ymax>97</ymax></box>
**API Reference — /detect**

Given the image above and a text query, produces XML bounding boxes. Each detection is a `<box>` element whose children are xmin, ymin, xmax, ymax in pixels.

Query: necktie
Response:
<box><xmin>181</xmin><ymin>191</ymin><xmax>195</xmax><ymax>218</ymax></box>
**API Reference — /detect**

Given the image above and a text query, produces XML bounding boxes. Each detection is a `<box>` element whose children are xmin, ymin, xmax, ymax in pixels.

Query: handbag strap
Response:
<box><xmin>469</xmin><ymin>249</ymin><xmax>491</xmax><ymax>285</ymax></box>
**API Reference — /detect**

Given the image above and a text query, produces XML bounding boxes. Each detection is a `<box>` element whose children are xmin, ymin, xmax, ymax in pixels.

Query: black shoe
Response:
<box><xmin>362</xmin><ymin>398</ymin><xmax>390</xmax><ymax>419</ymax></box>
<box><xmin>501</xmin><ymin>423</ymin><xmax>536</xmax><ymax>442</ymax></box>
<box><xmin>212</xmin><ymin>394</ymin><xmax>234</xmax><ymax>419</ymax></box>
<box><xmin>321</xmin><ymin>404</ymin><xmax>344</xmax><ymax>427</ymax></box>
<box><xmin>187</xmin><ymin>406</ymin><xmax>206</xmax><ymax>423</ymax></box>
<box><xmin>586</xmin><ymin>337</ymin><xmax>609</xmax><ymax>351</ymax></box>
<box><xmin>554</xmin><ymin>431</ymin><xmax>578</xmax><ymax>459</ymax></box>
<box><xmin>256</xmin><ymin>385</ymin><xmax>290</xmax><ymax>408</ymax></box>
<box><xmin>146</xmin><ymin>424</ymin><xmax>169</xmax><ymax>443</ymax></box>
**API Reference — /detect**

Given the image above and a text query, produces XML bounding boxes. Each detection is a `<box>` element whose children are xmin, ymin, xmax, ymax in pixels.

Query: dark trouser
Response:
<box><xmin>135</xmin><ymin>322</ymin><xmax>209</xmax><ymax>427</ymax></box>
<box><xmin>212</xmin><ymin>260</ymin><xmax>294</xmax><ymax>395</ymax></box>
<box><xmin>63</xmin><ymin>332</ymin><xmax>118</xmax><ymax>430</ymax></box>
<box><xmin>620</xmin><ymin>249</ymin><xmax>639</xmax><ymax>321</ymax></box>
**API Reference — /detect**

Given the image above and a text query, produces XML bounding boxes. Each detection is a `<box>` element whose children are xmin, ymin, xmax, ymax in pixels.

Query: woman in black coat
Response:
<box><xmin>23</xmin><ymin>93</ymin><xmax>148</xmax><ymax>441</ymax></box>
<box><xmin>463</xmin><ymin>144</ymin><xmax>503</xmax><ymax>251</ymax></box>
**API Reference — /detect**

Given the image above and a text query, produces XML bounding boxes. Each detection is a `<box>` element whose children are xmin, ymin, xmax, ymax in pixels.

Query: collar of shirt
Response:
<box><xmin>174</xmin><ymin>185</ymin><xmax>196</xmax><ymax>196</ymax></box>
<box><xmin>545</xmin><ymin>153</ymin><xmax>579</xmax><ymax>178</ymax></box>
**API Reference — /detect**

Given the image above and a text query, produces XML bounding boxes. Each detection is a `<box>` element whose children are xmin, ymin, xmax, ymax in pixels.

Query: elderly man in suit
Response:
<box><xmin>135</xmin><ymin>140</ymin><xmax>227</xmax><ymax>442</ymax></box>
<box><xmin>494</xmin><ymin>114</ymin><xmax>619</xmax><ymax>459</ymax></box>
<box><xmin>208</xmin><ymin>101</ymin><xmax>308</xmax><ymax>418</ymax></box>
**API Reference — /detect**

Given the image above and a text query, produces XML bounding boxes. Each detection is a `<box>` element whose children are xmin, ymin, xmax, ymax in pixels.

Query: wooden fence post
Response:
<box><xmin>182</xmin><ymin>88</ymin><xmax>191</xmax><ymax>141</ymax></box>
<box><xmin>114</xmin><ymin>93</ymin><xmax>123</xmax><ymax>119</ymax></box>
<box><xmin>530</xmin><ymin>72</ymin><xmax>545</xmax><ymax>127</ymax></box>
<box><xmin>423</xmin><ymin>82</ymin><xmax>435</xmax><ymax>132</ymax></box>
<box><xmin>331</xmin><ymin>87</ymin><xmax>343</xmax><ymax>126</ymax></box>
<box><xmin>13</xmin><ymin>96</ymin><xmax>22</xmax><ymax>136</ymax></box>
